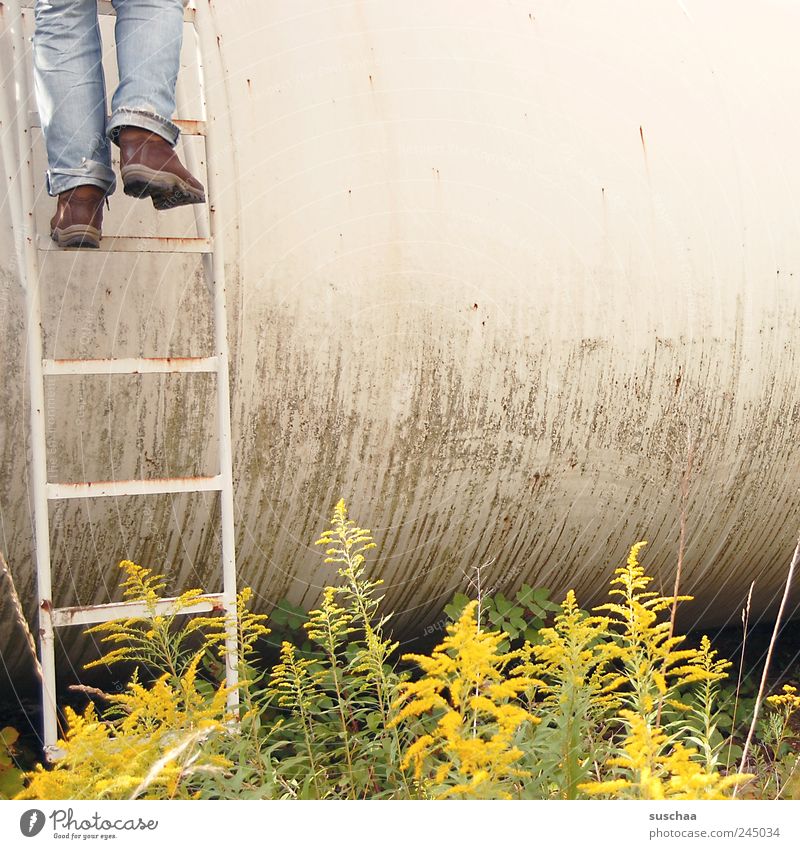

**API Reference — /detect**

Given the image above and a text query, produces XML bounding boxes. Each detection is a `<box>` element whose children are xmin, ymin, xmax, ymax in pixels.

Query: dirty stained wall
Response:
<box><xmin>2</xmin><ymin>0</ymin><xmax>800</xmax><ymax>687</ymax></box>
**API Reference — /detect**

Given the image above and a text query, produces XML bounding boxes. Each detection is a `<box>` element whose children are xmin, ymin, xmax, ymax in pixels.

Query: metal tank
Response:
<box><xmin>2</xmin><ymin>0</ymin><xmax>800</xmax><ymax>689</ymax></box>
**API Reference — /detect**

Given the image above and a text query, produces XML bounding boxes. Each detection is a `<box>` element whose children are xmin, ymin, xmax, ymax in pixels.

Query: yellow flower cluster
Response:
<box><xmin>18</xmin><ymin>560</ymin><xmax>271</xmax><ymax>801</ymax></box>
<box><xmin>18</xmin><ymin>674</ymin><xmax>232</xmax><ymax>800</ymax></box>
<box><xmin>390</xmin><ymin>601</ymin><xmax>538</xmax><ymax>799</ymax></box>
<box><xmin>594</xmin><ymin>542</ymin><xmax>710</xmax><ymax>715</ymax></box>
<box><xmin>523</xmin><ymin>589</ymin><xmax>623</xmax><ymax>710</ymax></box>
<box><xmin>579</xmin><ymin>711</ymin><xmax>751</xmax><ymax>800</ymax></box>
<box><xmin>268</xmin><ymin>642</ymin><xmax>318</xmax><ymax>711</ymax></box>
<box><xmin>304</xmin><ymin>586</ymin><xmax>354</xmax><ymax>649</ymax></box>
<box><xmin>315</xmin><ymin>497</ymin><xmax>377</xmax><ymax>566</ymax></box>
<box><xmin>766</xmin><ymin>684</ymin><xmax>800</xmax><ymax>714</ymax></box>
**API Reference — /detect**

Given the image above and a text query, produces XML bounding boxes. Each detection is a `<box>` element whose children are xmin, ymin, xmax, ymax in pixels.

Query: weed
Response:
<box><xmin>13</xmin><ymin>506</ymin><xmax>794</xmax><ymax>800</ymax></box>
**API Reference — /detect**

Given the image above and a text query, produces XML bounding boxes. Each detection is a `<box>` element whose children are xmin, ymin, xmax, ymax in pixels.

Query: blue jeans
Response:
<box><xmin>33</xmin><ymin>0</ymin><xmax>186</xmax><ymax>197</ymax></box>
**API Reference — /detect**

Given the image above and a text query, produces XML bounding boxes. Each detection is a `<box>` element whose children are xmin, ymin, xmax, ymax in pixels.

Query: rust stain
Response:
<box><xmin>57</xmin><ymin>474</ymin><xmax>216</xmax><ymax>490</ymax></box>
<box><xmin>175</xmin><ymin>119</ymin><xmax>206</xmax><ymax>135</ymax></box>
<box><xmin>50</xmin><ymin>356</ymin><xmax>207</xmax><ymax>365</ymax></box>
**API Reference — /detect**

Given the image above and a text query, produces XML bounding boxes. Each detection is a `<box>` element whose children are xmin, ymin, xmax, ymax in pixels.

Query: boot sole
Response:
<box><xmin>50</xmin><ymin>224</ymin><xmax>101</xmax><ymax>249</ymax></box>
<box><xmin>121</xmin><ymin>164</ymin><xmax>206</xmax><ymax>211</ymax></box>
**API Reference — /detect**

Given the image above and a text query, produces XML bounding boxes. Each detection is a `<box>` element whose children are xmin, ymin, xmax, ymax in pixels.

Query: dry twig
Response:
<box><xmin>0</xmin><ymin>550</ymin><xmax>42</xmax><ymax>682</ymax></box>
<box><xmin>735</xmin><ymin>535</ymin><xmax>800</xmax><ymax>794</ymax></box>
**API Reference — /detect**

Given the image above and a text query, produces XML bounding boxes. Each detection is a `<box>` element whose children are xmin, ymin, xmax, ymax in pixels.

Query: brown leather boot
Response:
<box><xmin>118</xmin><ymin>126</ymin><xmax>206</xmax><ymax>210</ymax></box>
<box><xmin>49</xmin><ymin>185</ymin><xmax>105</xmax><ymax>249</ymax></box>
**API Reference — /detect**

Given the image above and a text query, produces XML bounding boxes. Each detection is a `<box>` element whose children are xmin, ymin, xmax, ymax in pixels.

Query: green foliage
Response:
<box><xmin>741</xmin><ymin>685</ymin><xmax>800</xmax><ymax>799</ymax></box>
<box><xmin>517</xmin><ymin>589</ymin><xmax>622</xmax><ymax>798</ymax></box>
<box><xmin>264</xmin><ymin>499</ymin><xmax>415</xmax><ymax>798</ymax></box>
<box><xmin>267</xmin><ymin>598</ymin><xmax>313</xmax><ymax>655</ymax></box>
<box><xmin>444</xmin><ymin>584</ymin><xmax>560</xmax><ymax>646</ymax></box>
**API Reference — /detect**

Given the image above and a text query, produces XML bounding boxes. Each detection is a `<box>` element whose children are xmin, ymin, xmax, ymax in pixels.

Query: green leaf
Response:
<box><xmin>716</xmin><ymin>712</ymin><xmax>733</xmax><ymax>731</ymax></box>
<box><xmin>509</xmin><ymin>615</ymin><xmax>527</xmax><ymax>633</ymax></box>
<box><xmin>270</xmin><ymin>607</ymin><xmax>289</xmax><ymax>626</ymax></box>
<box><xmin>524</xmin><ymin>626</ymin><xmax>540</xmax><ymax>643</ymax></box>
<box><xmin>494</xmin><ymin>594</ymin><xmax>513</xmax><ymax>616</ymax></box>
<box><xmin>366</xmin><ymin>712</ymin><xmax>383</xmax><ymax>733</ymax></box>
<box><xmin>444</xmin><ymin>593</ymin><xmax>471</xmax><ymax>620</ymax></box>
<box><xmin>0</xmin><ymin>728</ymin><xmax>19</xmax><ymax>749</ymax></box>
<box><xmin>0</xmin><ymin>766</ymin><xmax>23</xmax><ymax>799</ymax></box>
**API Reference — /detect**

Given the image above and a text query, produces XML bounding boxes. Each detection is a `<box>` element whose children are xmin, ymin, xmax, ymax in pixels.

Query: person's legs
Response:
<box><xmin>33</xmin><ymin>0</ymin><xmax>116</xmax><ymax>196</ymax></box>
<box><xmin>107</xmin><ymin>0</ymin><xmax>205</xmax><ymax>209</ymax></box>
<box><xmin>33</xmin><ymin>0</ymin><xmax>112</xmax><ymax>247</ymax></box>
<box><xmin>106</xmin><ymin>0</ymin><xmax>184</xmax><ymax>146</ymax></box>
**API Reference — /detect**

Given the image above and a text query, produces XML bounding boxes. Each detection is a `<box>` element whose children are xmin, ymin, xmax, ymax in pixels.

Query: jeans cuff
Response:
<box><xmin>46</xmin><ymin>161</ymin><xmax>116</xmax><ymax>197</ymax></box>
<box><xmin>107</xmin><ymin>108</ymin><xmax>181</xmax><ymax>147</ymax></box>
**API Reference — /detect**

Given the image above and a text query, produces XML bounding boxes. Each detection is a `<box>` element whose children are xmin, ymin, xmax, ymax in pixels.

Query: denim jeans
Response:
<box><xmin>33</xmin><ymin>0</ymin><xmax>186</xmax><ymax>197</ymax></box>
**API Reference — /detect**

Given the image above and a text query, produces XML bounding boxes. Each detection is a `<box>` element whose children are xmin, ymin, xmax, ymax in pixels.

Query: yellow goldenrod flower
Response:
<box><xmin>391</xmin><ymin>600</ymin><xmax>537</xmax><ymax>799</ymax></box>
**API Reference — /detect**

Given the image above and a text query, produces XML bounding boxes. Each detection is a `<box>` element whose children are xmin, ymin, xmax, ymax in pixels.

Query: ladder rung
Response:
<box><xmin>47</xmin><ymin>475</ymin><xmax>223</xmax><ymax>500</ymax></box>
<box><xmin>37</xmin><ymin>235</ymin><xmax>211</xmax><ymax>253</ymax></box>
<box><xmin>28</xmin><ymin>112</ymin><xmax>206</xmax><ymax>136</ymax></box>
<box><xmin>42</xmin><ymin>356</ymin><xmax>219</xmax><ymax>376</ymax></box>
<box><xmin>19</xmin><ymin>1</ymin><xmax>195</xmax><ymax>23</ymax></box>
<box><xmin>49</xmin><ymin>593</ymin><xmax>225</xmax><ymax>628</ymax></box>
<box><xmin>174</xmin><ymin>119</ymin><xmax>207</xmax><ymax>136</ymax></box>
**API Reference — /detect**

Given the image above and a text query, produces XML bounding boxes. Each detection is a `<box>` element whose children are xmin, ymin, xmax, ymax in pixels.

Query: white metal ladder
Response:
<box><xmin>0</xmin><ymin>0</ymin><xmax>239</xmax><ymax>759</ymax></box>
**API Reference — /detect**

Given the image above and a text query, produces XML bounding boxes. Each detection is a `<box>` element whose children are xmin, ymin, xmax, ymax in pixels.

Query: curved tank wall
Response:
<box><xmin>2</xmin><ymin>0</ymin><xmax>800</xmax><ymax>687</ymax></box>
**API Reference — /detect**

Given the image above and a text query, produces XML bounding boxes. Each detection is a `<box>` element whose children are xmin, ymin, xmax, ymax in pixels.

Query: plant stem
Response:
<box><xmin>321</xmin><ymin>614</ymin><xmax>356</xmax><ymax>798</ymax></box>
<box><xmin>1</xmin><ymin>550</ymin><xmax>43</xmax><ymax>682</ymax></box>
<box><xmin>340</xmin><ymin>548</ymin><xmax>413</xmax><ymax>796</ymax></box>
<box><xmin>735</xmin><ymin>535</ymin><xmax>800</xmax><ymax>795</ymax></box>
<box><xmin>726</xmin><ymin>581</ymin><xmax>753</xmax><ymax>771</ymax></box>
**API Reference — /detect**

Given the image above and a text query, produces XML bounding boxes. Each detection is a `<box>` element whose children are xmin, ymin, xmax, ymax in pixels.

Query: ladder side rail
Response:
<box><xmin>6</xmin><ymin>0</ymin><xmax>60</xmax><ymax>755</ymax></box>
<box><xmin>175</xmin><ymin>73</ymin><xmax>211</xmax><ymax>246</ymax></box>
<box><xmin>193</xmin><ymin>0</ymin><xmax>239</xmax><ymax>709</ymax></box>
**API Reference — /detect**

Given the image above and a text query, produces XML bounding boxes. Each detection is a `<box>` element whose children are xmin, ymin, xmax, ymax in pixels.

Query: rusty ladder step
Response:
<box><xmin>37</xmin><ymin>235</ymin><xmax>212</xmax><ymax>253</ymax></box>
<box><xmin>46</xmin><ymin>475</ymin><xmax>224</xmax><ymax>500</ymax></box>
<box><xmin>28</xmin><ymin>112</ymin><xmax>206</xmax><ymax>137</ymax></box>
<box><xmin>50</xmin><ymin>593</ymin><xmax>225</xmax><ymax>628</ymax></box>
<box><xmin>42</xmin><ymin>356</ymin><xmax>220</xmax><ymax>376</ymax></box>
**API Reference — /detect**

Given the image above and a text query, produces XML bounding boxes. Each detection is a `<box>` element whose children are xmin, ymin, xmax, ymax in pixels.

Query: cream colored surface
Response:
<box><xmin>2</xmin><ymin>0</ymin><xmax>800</xmax><ymax>681</ymax></box>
